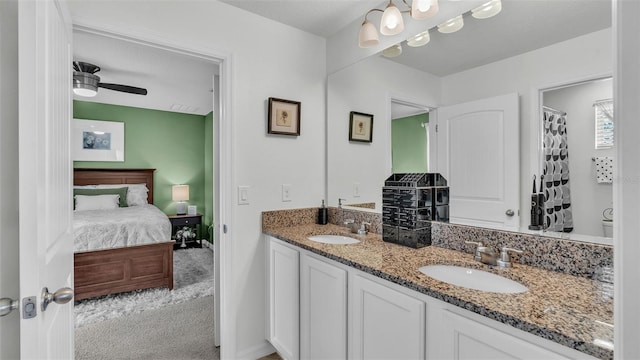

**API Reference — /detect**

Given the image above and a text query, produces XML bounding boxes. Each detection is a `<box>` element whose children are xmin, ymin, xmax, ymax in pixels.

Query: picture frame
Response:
<box><xmin>268</xmin><ymin>97</ymin><xmax>301</xmax><ymax>136</ymax></box>
<box><xmin>73</xmin><ymin>119</ymin><xmax>125</xmax><ymax>162</ymax></box>
<box><xmin>349</xmin><ymin>111</ymin><xmax>373</xmax><ymax>143</ymax></box>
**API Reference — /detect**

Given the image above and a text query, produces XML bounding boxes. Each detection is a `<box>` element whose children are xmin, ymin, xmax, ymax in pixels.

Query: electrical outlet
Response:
<box><xmin>354</xmin><ymin>182</ymin><xmax>361</xmax><ymax>197</ymax></box>
<box><xmin>238</xmin><ymin>186</ymin><xmax>249</xmax><ymax>205</ymax></box>
<box><xmin>282</xmin><ymin>184</ymin><xmax>292</xmax><ymax>202</ymax></box>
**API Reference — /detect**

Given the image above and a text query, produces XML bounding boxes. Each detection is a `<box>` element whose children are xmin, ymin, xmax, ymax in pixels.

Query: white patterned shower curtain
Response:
<box><xmin>543</xmin><ymin>109</ymin><xmax>573</xmax><ymax>232</ymax></box>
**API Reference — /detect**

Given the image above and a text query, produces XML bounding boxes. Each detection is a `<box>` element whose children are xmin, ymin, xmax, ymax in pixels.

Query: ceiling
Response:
<box><xmin>73</xmin><ymin>30</ymin><xmax>218</xmax><ymax>116</ymax></box>
<box><xmin>72</xmin><ymin>0</ymin><xmax>611</xmax><ymax>115</ymax></box>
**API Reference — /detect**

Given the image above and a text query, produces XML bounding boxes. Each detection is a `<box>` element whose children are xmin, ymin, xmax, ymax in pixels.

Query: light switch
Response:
<box><xmin>238</xmin><ymin>186</ymin><xmax>249</xmax><ymax>205</ymax></box>
<box><xmin>282</xmin><ymin>184</ymin><xmax>292</xmax><ymax>202</ymax></box>
<box><xmin>354</xmin><ymin>182</ymin><xmax>361</xmax><ymax>197</ymax></box>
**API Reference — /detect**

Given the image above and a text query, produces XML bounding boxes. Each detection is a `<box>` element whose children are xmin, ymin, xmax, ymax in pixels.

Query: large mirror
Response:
<box><xmin>327</xmin><ymin>0</ymin><xmax>613</xmax><ymax>243</ymax></box>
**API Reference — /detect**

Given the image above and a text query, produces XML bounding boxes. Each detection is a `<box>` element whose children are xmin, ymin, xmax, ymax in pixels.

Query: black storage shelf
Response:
<box><xmin>382</xmin><ymin>173</ymin><xmax>449</xmax><ymax>248</ymax></box>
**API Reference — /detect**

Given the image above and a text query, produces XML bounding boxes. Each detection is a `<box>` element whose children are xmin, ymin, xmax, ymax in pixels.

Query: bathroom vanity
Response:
<box><xmin>263</xmin><ymin>209</ymin><xmax>613</xmax><ymax>360</ymax></box>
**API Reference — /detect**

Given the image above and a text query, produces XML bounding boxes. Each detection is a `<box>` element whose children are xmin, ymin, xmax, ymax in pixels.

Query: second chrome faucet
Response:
<box><xmin>465</xmin><ymin>241</ymin><xmax>523</xmax><ymax>268</ymax></box>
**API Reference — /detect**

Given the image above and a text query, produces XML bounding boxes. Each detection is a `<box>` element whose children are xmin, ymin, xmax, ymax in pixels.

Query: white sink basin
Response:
<box><xmin>419</xmin><ymin>265</ymin><xmax>528</xmax><ymax>294</ymax></box>
<box><xmin>307</xmin><ymin>235</ymin><xmax>360</xmax><ymax>245</ymax></box>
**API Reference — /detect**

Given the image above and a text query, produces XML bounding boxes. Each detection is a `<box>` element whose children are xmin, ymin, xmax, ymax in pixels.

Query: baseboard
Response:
<box><xmin>235</xmin><ymin>340</ymin><xmax>276</xmax><ymax>359</ymax></box>
<box><xmin>201</xmin><ymin>240</ymin><xmax>214</xmax><ymax>250</ymax></box>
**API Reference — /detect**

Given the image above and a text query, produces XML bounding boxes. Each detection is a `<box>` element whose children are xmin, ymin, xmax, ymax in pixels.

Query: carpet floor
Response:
<box><xmin>75</xmin><ymin>247</ymin><xmax>214</xmax><ymax>328</ymax></box>
<box><xmin>75</xmin><ymin>295</ymin><xmax>219</xmax><ymax>360</ymax></box>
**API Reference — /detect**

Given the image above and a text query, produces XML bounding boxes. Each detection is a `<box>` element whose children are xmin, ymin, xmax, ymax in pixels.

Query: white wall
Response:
<box><xmin>441</xmin><ymin>28</ymin><xmax>612</xmax><ymax>233</ymax></box>
<box><xmin>327</xmin><ymin>56</ymin><xmax>441</xmax><ymax>209</ymax></box>
<box><xmin>544</xmin><ymin>78</ymin><xmax>613</xmax><ymax>237</ymax></box>
<box><xmin>67</xmin><ymin>1</ymin><xmax>326</xmax><ymax>356</ymax></box>
<box><xmin>0</xmin><ymin>0</ymin><xmax>20</xmax><ymax>358</ymax></box>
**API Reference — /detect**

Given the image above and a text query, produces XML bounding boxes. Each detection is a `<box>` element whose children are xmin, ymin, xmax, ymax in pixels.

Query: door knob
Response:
<box><xmin>0</xmin><ymin>298</ymin><xmax>19</xmax><ymax>317</ymax></box>
<box><xmin>41</xmin><ymin>287</ymin><xmax>73</xmax><ymax>311</ymax></box>
<box><xmin>505</xmin><ymin>209</ymin><xmax>515</xmax><ymax>217</ymax></box>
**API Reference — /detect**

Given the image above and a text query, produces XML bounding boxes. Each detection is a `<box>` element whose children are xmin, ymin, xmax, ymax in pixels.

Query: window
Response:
<box><xmin>595</xmin><ymin>99</ymin><xmax>614</xmax><ymax>149</ymax></box>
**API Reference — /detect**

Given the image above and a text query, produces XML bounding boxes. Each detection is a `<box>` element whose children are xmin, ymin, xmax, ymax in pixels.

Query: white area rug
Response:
<box><xmin>74</xmin><ymin>247</ymin><xmax>214</xmax><ymax>328</ymax></box>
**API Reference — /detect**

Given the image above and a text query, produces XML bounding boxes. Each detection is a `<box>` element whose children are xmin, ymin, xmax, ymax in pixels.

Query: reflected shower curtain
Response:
<box><xmin>543</xmin><ymin>109</ymin><xmax>573</xmax><ymax>232</ymax></box>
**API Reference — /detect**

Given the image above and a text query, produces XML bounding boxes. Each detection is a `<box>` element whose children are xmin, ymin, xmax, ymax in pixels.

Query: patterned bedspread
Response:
<box><xmin>73</xmin><ymin>204</ymin><xmax>172</xmax><ymax>252</ymax></box>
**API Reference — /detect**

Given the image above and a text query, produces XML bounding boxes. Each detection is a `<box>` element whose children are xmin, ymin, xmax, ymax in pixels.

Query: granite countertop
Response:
<box><xmin>264</xmin><ymin>223</ymin><xmax>614</xmax><ymax>360</ymax></box>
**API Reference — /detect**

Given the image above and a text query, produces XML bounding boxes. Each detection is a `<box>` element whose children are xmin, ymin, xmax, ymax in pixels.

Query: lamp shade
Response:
<box><xmin>382</xmin><ymin>44</ymin><xmax>403</xmax><ymax>58</ymax></box>
<box><xmin>411</xmin><ymin>0</ymin><xmax>439</xmax><ymax>19</ymax></box>
<box><xmin>438</xmin><ymin>15</ymin><xmax>464</xmax><ymax>34</ymax></box>
<box><xmin>472</xmin><ymin>0</ymin><xmax>502</xmax><ymax>19</ymax></box>
<box><xmin>380</xmin><ymin>1</ymin><xmax>404</xmax><ymax>36</ymax></box>
<box><xmin>407</xmin><ymin>30</ymin><xmax>430</xmax><ymax>47</ymax></box>
<box><xmin>172</xmin><ymin>184</ymin><xmax>189</xmax><ymax>201</ymax></box>
<box><xmin>359</xmin><ymin>19</ymin><xmax>380</xmax><ymax>48</ymax></box>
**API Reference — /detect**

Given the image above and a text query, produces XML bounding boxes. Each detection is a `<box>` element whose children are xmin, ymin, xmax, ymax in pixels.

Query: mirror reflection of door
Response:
<box><xmin>541</xmin><ymin>77</ymin><xmax>613</xmax><ymax>239</ymax></box>
<box><xmin>391</xmin><ymin>100</ymin><xmax>431</xmax><ymax>173</ymax></box>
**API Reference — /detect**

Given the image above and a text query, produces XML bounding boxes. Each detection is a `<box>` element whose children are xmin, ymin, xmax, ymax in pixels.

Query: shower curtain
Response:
<box><xmin>543</xmin><ymin>109</ymin><xmax>573</xmax><ymax>233</ymax></box>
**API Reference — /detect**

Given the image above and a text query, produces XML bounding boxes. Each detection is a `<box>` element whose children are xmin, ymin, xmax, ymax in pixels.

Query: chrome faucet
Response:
<box><xmin>465</xmin><ymin>241</ymin><xmax>498</xmax><ymax>266</ymax></box>
<box><xmin>343</xmin><ymin>219</ymin><xmax>358</xmax><ymax>233</ymax></box>
<box><xmin>465</xmin><ymin>241</ymin><xmax>523</xmax><ymax>268</ymax></box>
<box><xmin>357</xmin><ymin>222</ymin><xmax>371</xmax><ymax>235</ymax></box>
<box><xmin>338</xmin><ymin>198</ymin><xmax>347</xmax><ymax>224</ymax></box>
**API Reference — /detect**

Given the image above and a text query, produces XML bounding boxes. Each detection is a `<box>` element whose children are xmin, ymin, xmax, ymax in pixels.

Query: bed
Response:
<box><xmin>73</xmin><ymin>168</ymin><xmax>174</xmax><ymax>300</ymax></box>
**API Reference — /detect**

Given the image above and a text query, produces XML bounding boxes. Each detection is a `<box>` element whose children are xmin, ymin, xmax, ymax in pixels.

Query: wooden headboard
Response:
<box><xmin>73</xmin><ymin>168</ymin><xmax>156</xmax><ymax>204</ymax></box>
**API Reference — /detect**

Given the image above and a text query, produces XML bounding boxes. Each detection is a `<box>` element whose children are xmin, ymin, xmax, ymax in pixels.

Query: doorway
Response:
<box><xmin>389</xmin><ymin>98</ymin><xmax>432</xmax><ymax>174</ymax></box>
<box><xmin>71</xmin><ymin>25</ymin><xmax>230</xmax><ymax>354</ymax></box>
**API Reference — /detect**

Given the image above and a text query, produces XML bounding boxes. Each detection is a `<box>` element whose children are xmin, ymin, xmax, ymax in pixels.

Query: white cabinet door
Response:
<box><xmin>435</xmin><ymin>309</ymin><xmax>571</xmax><ymax>360</ymax></box>
<box><xmin>267</xmin><ymin>238</ymin><xmax>299</xmax><ymax>360</ymax></box>
<box><xmin>349</xmin><ymin>274</ymin><xmax>425</xmax><ymax>360</ymax></box>
<box><xmin>436</xmin><ymin>93</ymin><xmax>520</xmax><ymax>230</ymax></box>
<box><xmin>300</xmin><ymin>254</ymin><xmax>347</xmax><ymax>360</ymax></box>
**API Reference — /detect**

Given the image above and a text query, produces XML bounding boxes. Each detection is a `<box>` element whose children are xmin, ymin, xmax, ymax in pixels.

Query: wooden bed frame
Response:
<box><xmin>73</xmin><ymin>168</ymin><xmax>174</xmax><ymax>300</ymax></box>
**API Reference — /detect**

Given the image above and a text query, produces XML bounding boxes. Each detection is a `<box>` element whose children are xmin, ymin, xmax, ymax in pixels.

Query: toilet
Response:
<box><xmin>602</xmin><ymin>220</ymin><xmax>613</xmax><ymax>238</ymax></box>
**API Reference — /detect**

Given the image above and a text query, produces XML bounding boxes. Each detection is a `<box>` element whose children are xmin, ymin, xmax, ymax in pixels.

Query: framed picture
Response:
<box><xmin>349</xmin><ymin>111</ymin><xmax>373</xmax><ymax>143</ymax></box>
<box><xmin>268</xmin><ymin>97</ymin><xmax>301</xmax><ymax>136</ymax></box>
<box><xmin>73</xmin><ymin>119</ymin><xmax>125</xmax><ymax>162</ymax></box>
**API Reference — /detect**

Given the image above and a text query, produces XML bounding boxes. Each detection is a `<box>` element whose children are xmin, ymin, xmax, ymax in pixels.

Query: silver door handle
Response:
<box><xmin>41</xmin><ymin>287</ymin><xmax>73</xmax><ymax>311</ymax></box>
<box><xmin>505</xmin><ymin>209</ymin><xmax>515</xmax><ymax>217</ymax></box>
<box><xmin>0</xmin><ymin>298</ymin><xmax>19</xmax><ymax>317</ymax></box>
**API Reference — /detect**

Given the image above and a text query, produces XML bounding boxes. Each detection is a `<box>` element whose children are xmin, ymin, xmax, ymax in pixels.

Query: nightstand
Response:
<box><xmin>168</xmin><ymin>213</ymin><xmax>203</xmax><ymax>250</ymax></box>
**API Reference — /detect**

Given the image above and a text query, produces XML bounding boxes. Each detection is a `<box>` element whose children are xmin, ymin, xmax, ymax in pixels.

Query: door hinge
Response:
<box><xmin>435</xmin><ymin>124</ymin><xmax>438</xmax><ymax>132</ymax></box>
<box><xmin>223</xmin><ymin>224</ymin><xmax>228</xmax><ymax>234</ymax></box>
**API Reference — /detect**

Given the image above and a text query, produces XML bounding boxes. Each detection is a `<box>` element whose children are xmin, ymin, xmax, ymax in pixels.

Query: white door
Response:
<box><xmin>300</xmin><ymin>254</ymin><xmax>347</xmax><ymax>360</ymax></box>
<box><xmin>18</xmin><ymin>0</ymin><xmax>74</xmax><ymax>358</ymax></box>
<box><xmin>267</xmin><ymin>237</ymin><xmax>300</xmax><ymax>360</ymax></box>
<box><xmin>436</xmin><ymin>93</ymin><xmax>519</xmax><ymax>230</ymax></box>
<box><xmin>349</xmin><ymin>274</ymin><xmax>425</xmax><ymax>360</ymax></box>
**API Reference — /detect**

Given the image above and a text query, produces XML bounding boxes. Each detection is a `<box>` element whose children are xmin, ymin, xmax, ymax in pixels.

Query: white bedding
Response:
<box><xmin>73</xmin><ymin>204</ymin><xmax>172</xmax><ymax>252</ymax></box>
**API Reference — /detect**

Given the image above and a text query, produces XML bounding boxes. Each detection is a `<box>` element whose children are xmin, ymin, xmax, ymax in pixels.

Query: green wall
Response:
<box><xmin>391</xmin><ymin>113</ymin><xmax>429</xmax><ymax>173</ymax></box>
<box><xmin>73</xmin><ymin>101</ymin><xmax>209</xmax><ymax>225</ymax></box>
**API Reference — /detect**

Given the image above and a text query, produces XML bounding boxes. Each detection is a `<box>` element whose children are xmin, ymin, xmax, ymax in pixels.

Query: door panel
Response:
<box><xmin>18</xmin><ymin>0</ymin><xmax>74</xmax><ymax>358</ymax></box>
<box><xmin>436</xmin><ymin>93</ymin><xmax>519</xmax><ymax>230</ymax></box>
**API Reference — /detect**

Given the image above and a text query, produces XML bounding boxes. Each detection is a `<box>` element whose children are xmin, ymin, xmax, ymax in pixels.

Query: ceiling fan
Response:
<box><xmin>72</xmin><ymin>61</ymin><xmax>148</xmax><ymax>97</ymax></box>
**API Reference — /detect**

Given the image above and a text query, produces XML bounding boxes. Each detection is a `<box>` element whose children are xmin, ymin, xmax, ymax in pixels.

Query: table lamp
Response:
<box><xmin>172</xmin><ymin>184</ymin><xmax>189</xmax><ymax>215</ymax></box>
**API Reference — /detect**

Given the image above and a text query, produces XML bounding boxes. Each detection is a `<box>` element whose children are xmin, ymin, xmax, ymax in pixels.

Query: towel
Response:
<box><xmin>595</xmin><ymin>157</ymin><xmax>614</xmax><ymax>183</ymax></box>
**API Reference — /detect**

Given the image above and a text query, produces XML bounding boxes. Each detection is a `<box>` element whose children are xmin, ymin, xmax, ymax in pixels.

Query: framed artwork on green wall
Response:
<box><xmin>73</xmin><ymin>119</ymin><xmax>125</xmax><ymax>162</ymax></box>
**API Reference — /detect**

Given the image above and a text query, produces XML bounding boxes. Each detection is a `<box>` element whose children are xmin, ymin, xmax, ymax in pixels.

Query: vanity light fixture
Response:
<box><xmin>358</xmin><ymin>0</ymin><xmax>440</xmax><ymax>48</ymax></box>
<box><xmin>437</xmin><ymin>15</ymin><xmax>464</xmax><ymax>34</ymax></box>
<box><xmin>382</xmin><ymin>43</ymin><xmax>403</xmax><ymax>57</ymax></box>
<box><xmin>406</xmin><ymin>30</ymin><xmax>431</xmax><ymax>47</ymax></box>
<box><xmin>380</xmin><ymin>1</ymin><xmax>405</xmax><ymax>35</ymax></box>
<box><xmin>472</xmin><ymin>0</ymin><xmax>502</xmax><ymax>19</ymax></box>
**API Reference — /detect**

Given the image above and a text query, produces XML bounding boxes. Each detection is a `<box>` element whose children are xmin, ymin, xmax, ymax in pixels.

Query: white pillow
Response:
<box><xmin>74</xmin><ymin>194</ymin><xmax>120</xmax><ymax>211</ymax></box>
<box><xmin>95</xmin><ymin>184</ymin><xmax>149</xmax><ymax>206</ymax></box>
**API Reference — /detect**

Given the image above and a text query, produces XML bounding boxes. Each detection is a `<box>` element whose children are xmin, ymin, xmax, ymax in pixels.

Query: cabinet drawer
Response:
<box><xmin>171</xmin><ymin>217</ymin><xmax>200</xmax><ymax>226</ymax></box>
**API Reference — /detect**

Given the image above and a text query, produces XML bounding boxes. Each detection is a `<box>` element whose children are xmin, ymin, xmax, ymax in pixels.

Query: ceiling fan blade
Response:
<box><xmin>73</xmin><ymin>61</ymin><xmax>100</xmax><ymax>74</ymax></box>
<box><xmin>98</xmin><ymin>83</ymin><xmax>148</xmax><ymax>96</ymax></box>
